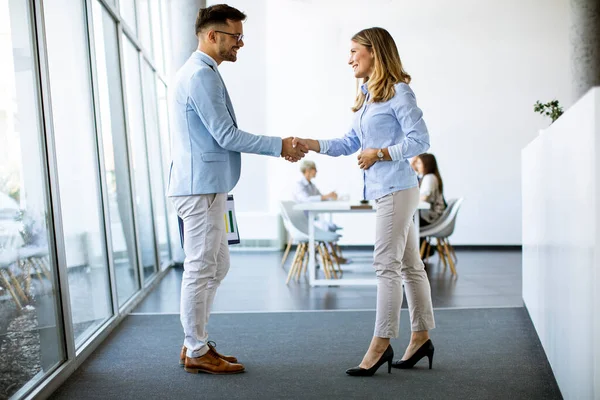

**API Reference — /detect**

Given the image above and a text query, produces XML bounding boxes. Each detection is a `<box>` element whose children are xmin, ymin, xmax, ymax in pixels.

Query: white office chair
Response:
<box><xmin>420</xmin><ymin>198</ymin><xmax>464</xmax><ymax>275</ymax></box>
<box><xmin>279</xmin><ymin>201</ymin><xmax>342</xmax><ymax>283</ymax></box>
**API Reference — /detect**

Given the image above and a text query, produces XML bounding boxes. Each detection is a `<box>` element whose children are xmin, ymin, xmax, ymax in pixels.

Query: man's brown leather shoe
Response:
<box><xmin>179</xmin><ymin>342</ymin><xmax>238</xmax><ymax>366</ymax></box>
<box><xmin>183</xmin><ymin>348</ymin><xmax>245</xmax><ymax>375</ymax></box>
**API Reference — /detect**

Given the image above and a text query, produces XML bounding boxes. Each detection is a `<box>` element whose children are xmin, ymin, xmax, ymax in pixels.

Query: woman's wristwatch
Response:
<box><xmin>377</xmin><ymin>149</ymin><xmax>384</xmax><ymax>161</ymax></box>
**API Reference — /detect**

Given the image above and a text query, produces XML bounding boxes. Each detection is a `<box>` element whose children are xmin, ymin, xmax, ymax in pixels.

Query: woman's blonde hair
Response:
<box><xmin>351</xmin><ymin>27</ymin><xmax>411</xmax><ymax>112</ymax></box>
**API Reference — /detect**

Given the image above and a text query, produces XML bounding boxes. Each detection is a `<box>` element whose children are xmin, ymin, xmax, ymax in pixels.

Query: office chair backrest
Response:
<box><xmin>279</xmin><ymin>201</ymin><xmax>341</xmax><ymax>242</ymax></box>
<box><xmin>421</xmin><ymin>198</ymin><xmax>464</xmax><ymax>238</ymax></box>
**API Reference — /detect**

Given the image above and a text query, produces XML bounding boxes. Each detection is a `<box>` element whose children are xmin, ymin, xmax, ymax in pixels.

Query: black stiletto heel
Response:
<box><xmin>346</xmin><ymin>345</ymin><xmax>394</xmax><ymax>377</ymax></box>
<box><xmin>391</xmin><ymin>339</ymin><xmax>434</xmax><ymax>369</ymax></box>
<box><xmin>427</xmin><ymin>347</ymin><xmax>434</xmax><ymax>369</ymax></box>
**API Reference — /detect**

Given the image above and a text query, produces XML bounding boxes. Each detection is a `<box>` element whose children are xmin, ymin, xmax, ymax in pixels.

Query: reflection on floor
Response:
<box><xmin>135</xmin><ymin>248</ymin><xmax>522</xmax><ymax>314</ymax></box>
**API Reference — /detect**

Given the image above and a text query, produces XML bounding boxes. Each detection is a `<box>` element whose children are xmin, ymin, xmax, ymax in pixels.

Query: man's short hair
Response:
<box><xmin>300</xmin><ymin>160</ymin><xmax>316</xmax><ymax>174</ymax></box>
<box><xmin>195</xmin><ymin>4</ymin><xmax>246</xmax><ymax>36</ymax></box>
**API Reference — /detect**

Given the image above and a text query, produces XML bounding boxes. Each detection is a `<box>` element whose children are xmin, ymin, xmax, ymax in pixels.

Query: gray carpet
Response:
<box><xmin>50</xmin><ymin>308</ymin><xmax>562</xmax><ymax>400</ymax></box>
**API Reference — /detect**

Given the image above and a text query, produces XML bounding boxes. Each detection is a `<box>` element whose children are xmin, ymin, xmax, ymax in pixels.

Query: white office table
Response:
<box><xmin>293</xmin><ymin>201</ymin><xmax>430</xmax><ymax>287</ymax></box>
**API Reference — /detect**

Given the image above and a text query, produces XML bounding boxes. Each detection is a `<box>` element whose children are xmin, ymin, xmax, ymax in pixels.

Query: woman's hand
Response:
<box><xmin>292</xmin><ymin>138</ymin><xmax>320</xmax><ymax>152</ymax></box>
<box><xmin>357</xmin><ymin>148</ymin><xmax>379</xmax><ymax>170</ymax></box>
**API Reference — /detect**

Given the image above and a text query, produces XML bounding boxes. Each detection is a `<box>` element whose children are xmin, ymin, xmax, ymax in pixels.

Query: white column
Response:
<box><xmin>166</xmin><ymin>0</ymin><xmax>205</xmax><ymax>77</ymax></box>
<box><xmin>570</xmin><ymin>0</ymin><xmax>600</xmax><ymax>100</ymax></box>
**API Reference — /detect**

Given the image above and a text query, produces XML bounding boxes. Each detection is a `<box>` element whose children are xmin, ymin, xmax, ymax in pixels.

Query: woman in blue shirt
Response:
<box><xmin>293</xmin><ymin>27</ymin><xmax>435</xmax><ymax>376</ymax></box>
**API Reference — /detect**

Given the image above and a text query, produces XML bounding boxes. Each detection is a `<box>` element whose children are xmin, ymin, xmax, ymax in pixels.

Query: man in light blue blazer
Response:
<box><xmin>168</xmin><ymin>4</ymin><xmax>307</xmax><ymax>375</ymax></box>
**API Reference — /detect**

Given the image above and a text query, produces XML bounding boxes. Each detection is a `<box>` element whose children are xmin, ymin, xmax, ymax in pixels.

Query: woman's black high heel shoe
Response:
<box><xmin>346</xmin><ymin>345</ymin><xmax>394</xmax><ymax>376</ymax></box>
<box><xmin>391</xmin><ymin>339</ymin><xmax>434</xmax><ymax>369</ymax></box>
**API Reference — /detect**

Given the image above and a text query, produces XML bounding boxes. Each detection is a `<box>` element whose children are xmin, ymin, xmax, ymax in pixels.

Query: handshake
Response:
<box><xmin>280</xmin><ymin>137</ymin><xmax>317</xmax><ymax>162</ymax></box>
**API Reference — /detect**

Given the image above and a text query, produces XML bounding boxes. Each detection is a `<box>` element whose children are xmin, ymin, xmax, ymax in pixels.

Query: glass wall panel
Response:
<box><xmin>135</xmin><ymin>0</ymin><xmax>152</xmax><ymax>57</ymax></box>
<box><xmin>141</xmin><ymin>64</ymin><xmax>169</xmax><ymax>269</ymax></box>
<box><xmin>159</xmin><ymin>0</ymin><xmax>171</xmax><ymax>77</ymax></box>
<box><xmin>119</xmin><ymin>0</ymin><xmax>137</xmax><ymax>35</ymax></box>
<box><xmin>155</xmin><ymin>79</ymin><xmax>173</xmax><ymax>267</ymax></box>
<box><xmin>122</xmin><ymin>38</ymin><xmax>157</xmax><ymax>282</ymax></box>
<box><xmin>92</xmin><ymin>1</ymin><xmax>139</xmax><ymax>306</ymax></box>
<box><xmin>43</xmin><ymin>0</ymin><xmax>113</xmax><ymax>346</ymax></box>
<box><xmin>150</xmin><ymin>0</ymin><xmax>164</xmax><ymax>73</ymax></box>
<box><xmin>0</xmin><ymin>1</ymin><xmax>65</xmax><ymax>397</ymax></box>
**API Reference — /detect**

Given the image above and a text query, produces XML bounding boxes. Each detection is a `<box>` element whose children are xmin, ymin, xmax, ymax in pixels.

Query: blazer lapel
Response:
<box><xmin>200</xmin><ymin>57</ymin><xmax>238</xmax><ymax>127</ymax></box>
<box><xmin>218</xmin><ymin>73</ymin><xmax>238</xmax><ymax>127</ymax></box>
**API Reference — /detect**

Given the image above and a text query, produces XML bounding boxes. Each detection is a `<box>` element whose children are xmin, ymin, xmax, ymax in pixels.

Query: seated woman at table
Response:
<box><xmin>414</xmin><ymin>153</ymin><xmax>446</xmax><ymax>227</ymax></box>
<box><xmin>293</xmin><ymin>160</ymin><xmax>341</xmax><ymax>233</ymax></box>
<box><xmin>293</xmin><ymin>160</ymin><xmax>338</xmax><ymax>203</ymax></box>
<box><xmin>293</xmin><ymin>160</ymin><xmax>346</xmax><ymax>262</ymax></box>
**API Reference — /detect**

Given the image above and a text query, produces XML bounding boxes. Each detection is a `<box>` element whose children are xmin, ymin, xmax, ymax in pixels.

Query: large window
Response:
<box><xmin>123</xmin><ymin>37</ymin><xmax>158</xmax><ymax>282</ymax></box>
<box><xmin>119</xmin><ymin>0</ymin><xmax>137</xmax><ymax>34</ymax></box>
<box><xmin>156</xmin><ymin>81</ymin><xmax>178</xmax><ymax>265</ymax></box>
<box><xmin>92</xmin><ymin>1</ymin><xmax>140</xmax><ymax>306</ymax></box>
<box><xmin>142</xmin><ymin>65</ymin><xmax>171</xmax><ymax>269</ymax></box>
<box><xmin>150</xmin><ymin>1</ymin><xmax>165</xmax><ymax>74</ymax></box>
<box><xmin>43</xmin><ymin>0</ymin><xmax>113</xmax><ymax>347</ymax></box>
<box><xmin>0</xmin><ymin>1</ymin><xmax>65</xmax><ymax>397</ymax></box>
<box><xmin>135</xmin><ymin>0</ymin><xmax>152</xmax><ymax>56</ymax></box>
<box><xmin>1</xmin><ymin>0</ymin><xmax>173</xmax><ymax>397</ymax></box>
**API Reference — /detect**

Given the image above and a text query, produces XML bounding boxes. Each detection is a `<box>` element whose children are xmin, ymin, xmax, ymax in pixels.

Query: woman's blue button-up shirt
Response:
<box><xmin>318</xmin><ymin>82</ymin><xmax>430</xmax><ymax>201</ymax></box>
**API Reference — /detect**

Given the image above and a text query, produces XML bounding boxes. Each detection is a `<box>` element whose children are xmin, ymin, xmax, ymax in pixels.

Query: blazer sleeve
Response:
<box><xmin>188</xmin><ymin>68</ymin><xmax>282</xmax><ymax>156</ymax></box>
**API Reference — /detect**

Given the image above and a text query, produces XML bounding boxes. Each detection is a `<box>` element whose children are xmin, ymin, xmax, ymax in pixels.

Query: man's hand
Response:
<box><xmin>281</xmin><ymin>137</ymin><xmax>308</xmax><ymax>162</ymax></box>
<box><xmin>357</xmin><ymin>148</ymin><xmax>379</xmax><ymax>170</ymax></box>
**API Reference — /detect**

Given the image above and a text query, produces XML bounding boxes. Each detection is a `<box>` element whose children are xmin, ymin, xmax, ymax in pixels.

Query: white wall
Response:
<box><xmin>522</xmin><ymin>87</ymin><xmax>600</xmax><ymax>400</ymax></box>
<box><xmin>214</xmin><ymin>0</ymin><xmax>572</xmax><ymax>245</ymax></box>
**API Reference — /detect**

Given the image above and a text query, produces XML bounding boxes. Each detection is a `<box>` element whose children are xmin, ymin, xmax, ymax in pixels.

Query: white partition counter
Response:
<box><xmin>522</xmin><ymin>88</ymin><xmax>600</xmax><ymax>399</ymax></box>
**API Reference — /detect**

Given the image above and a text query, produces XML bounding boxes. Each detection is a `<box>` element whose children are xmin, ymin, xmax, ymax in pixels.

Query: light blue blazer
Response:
<box><xmin>167</xmin><ymin>51</ymin><xmax>282</xmax><ymax>196</ymax></box>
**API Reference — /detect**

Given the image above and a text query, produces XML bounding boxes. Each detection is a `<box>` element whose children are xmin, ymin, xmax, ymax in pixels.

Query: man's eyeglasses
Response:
<box><xmin>214</xmin><ymin>31</ymin><xmax>244</xmax><ymax>43</ymax></box>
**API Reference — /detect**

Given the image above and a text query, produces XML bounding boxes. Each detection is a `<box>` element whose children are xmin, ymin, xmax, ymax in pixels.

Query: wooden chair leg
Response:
<box><xmin>0</xmin><ymin>270</ymin><xmax>23</xmax><ymax>309</ymax></box>
<box><xmin>296</xmin><ymin>243</ymin><xmax>307</xmax><ymax>282</ymax></box>
<box><xmin>296</xmin><ymin>243</ymin><xmax>308</xmax><ymax>282</ymax></box>
<box><xmin>324</xmin><ymin>244</ymin><xmax>335</xmax><ymax>279</ymax></box>
<box><xmin>424</xmin><ymin>240</ymin><xmax>431</xmax><ymax>263</ymax></box>
<box><xmin>286</xmin><ymin>244</ymin><xmax>303</xmax><ymax>284</ymax></box>
<box><xmin>324</xmin><ymin>244</ymin><xmax>338</xmax><ymax>279</ymax></box>
<box><xmin>20</xmin><ymin>258</ymin><xmax>32</xmax><ymax>296</ymax></box>
<box><xmin>328</xmin><ymin>242</ymin><xmax>341</xmax><ymax>265</ymax></box>
<box><xmin>327</xmin><ymin>243</ymin><xmax>341</xmax><ymax>277</ymax></box>
<box><xmin>436</xmin><ymin>238</ymin><xmax>447</xmax><ymax>269</ymax></box>
<box><xmin>6</xmin><ymin>268</ymin><xmax>28</xmax><ymax>303</ymax></box>
<box><xmin>335</xmin><ymin>243</ymin><xmax>343</xmax><ymax>258</ymax></box>
<box><xmin>336</xmin><ymin>244</ymin><xmax>349</xmax><ymax>265</ymax></box>
<box><xmin>420</xmin><ymin>238</ymin><xmax>428</xmax><ymax>259</ymax></box>
<box><xmin>38</xmin><ymin>257</ymin><xmax>53</xmax><ymax>282</ymax></box>
<box><xmin>316</xmin><ymin>243</ymin><xmax>327</xmax><ymax>279</ymax></box>
<box><xmin>317</xmin><ymin>243</ymin><xmax>330</xmax><ymax>279</ymax></box>
<box><xmin>333</xmin><ymin>247</ymin><xmax>343</xmax><ymax>277</ymax></box>
<box><xmin>300</xmin><ymin>246</ymin><xmax>310</xmax><ymax>278</ymax></box>
<box><xmin>443</xmin><ymin>240</ymin><xmax>458</xmax><ymax>275</ymax></box>
<box><xmin>280</xmin><ymin>236</ymin><xmax>293</xmax><ymax>268</ymax></box>
<box><xmin>445</xmin><ymin>238</ymin><xmax>458</xmax><ymax>262</ymax></box>
<box><xmin>324</xmin><ymin>243</ymin><xmax>336</xmax><ymax>278</ymax></box>
<box><xmin>31</xmin><ymin>260</ymin><xmax>45</xmax><ymax>284</ymax></box>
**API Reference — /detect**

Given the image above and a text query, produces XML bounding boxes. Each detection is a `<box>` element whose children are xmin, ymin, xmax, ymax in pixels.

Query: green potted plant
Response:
<box><xmin>534</xmin><ymin>100</ymin><xmax>563</xmax><ymax>123</ymax></box>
